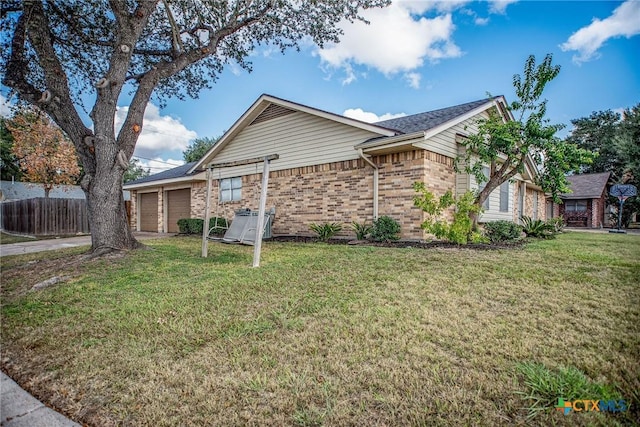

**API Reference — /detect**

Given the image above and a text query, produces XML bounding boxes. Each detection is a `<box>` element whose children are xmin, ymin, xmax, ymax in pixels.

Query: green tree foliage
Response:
<box><xmin>0</xmin><ymin>117</ymin><xmax>22</xmax><ymax>181</ymax></box>
<box><xmin>566</xmin><ymin>104</ymin><xmax>640</xmax><ymax>225</ymax></box>
<box><xmin>123</xmin><ymin>158</ymin><xmax>150</xmax><ymax>183</ymax></box>
<box><xmin>183</xmin><ymin>136</ymin><xmax>220</xmax><ymax>163</ymax></box>
<box><xmin>412</xmin><ymin>182</ymin><xmax>483</xmax><ymax>244</ymax></box>
<box><xmin>1</xmin><ymin>0</ymin><xmax>390</xmax><ymax>253</ymax></box>
<box><xmin>457</xmin><ymin>54</ymin><xmax>593</xmax><ymax>226</ymax></box>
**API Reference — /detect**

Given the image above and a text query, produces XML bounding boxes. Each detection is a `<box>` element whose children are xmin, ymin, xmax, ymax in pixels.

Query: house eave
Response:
<box><xmin>423</xmin><ymin>96</ymin><xmax>507</xmax><ymax>140</ymax></box>
<box><xmin>357</xmin><ymin>132</ymin><xmax>423</xmax><ymax>153</ymax></box>
<box><xmin>123</xmin><ymin>173</ymin><xmax>205</xmax><ymax>191</ymax></box>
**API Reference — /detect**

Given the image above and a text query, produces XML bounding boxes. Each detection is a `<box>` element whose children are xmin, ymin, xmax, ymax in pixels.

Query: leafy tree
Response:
<box><xmin>123</xmin><ymin>158</ymin><xmax>150</xmax><ymax>183</ymax></box>
<box><xmin>1</xmin><ymin>0</ymin><xmax>389</xmax><ymax>254</ymax></box>
<box><xmin>565</xmin><ymin>110</ymin><xmax>623</xmax><ymax>177</ymax></box>
<box><xmin>183</xmin><ymin>136</ymin><xmax>220</xmax><ymax>163</ymax></box>
<box><xmin>412</xmin><ymin>183</ymin><xmax>483</xmax><ymax>244</ymax></box>
<box><xmin>566</xmin><ymin>104</ymin><xmax>640</xmax><ymax>225</ymax></box>
<box><xmin>6</xmin><ymin>108</ymin><xmax>80</xmax><ymax>197</ymax></box>
<box><xmin>0</xmin><ymin>117</ymin><xmax>23</xmax><ymax>181</ymax></box>
<box><xmin>457</xmin><ymin>54</ymin><xmax>593</xmax><ymax>227</ymax></box>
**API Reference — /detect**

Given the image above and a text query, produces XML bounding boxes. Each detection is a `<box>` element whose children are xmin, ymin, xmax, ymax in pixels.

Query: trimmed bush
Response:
<box><xmin>177</xmin><ymin>217</ymin><xmax>228</xmax><ymax>235</ymax></box>
<box><xmin>483</xmin><ymin>220</ymin><xmax>522</xmax><ymax>243</ymax></box>
<box><xmin>370</xmin><ymin>215</ymin><xmax>401</xmax><ymax>242</ymax></box>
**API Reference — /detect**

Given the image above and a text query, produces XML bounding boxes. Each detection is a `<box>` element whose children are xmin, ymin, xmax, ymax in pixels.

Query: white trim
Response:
<box><xmin>123</xmin><ymin>172</ymin><xmax>205</xmax><ymax>190</ymax></box>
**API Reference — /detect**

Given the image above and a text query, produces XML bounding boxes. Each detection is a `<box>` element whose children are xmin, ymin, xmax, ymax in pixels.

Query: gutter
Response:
<box><xmin>355</xmin><ymin>131</ymin><xmax>422</xmax><ymax>151</ymax></box>
<box><xmin>357</xmin><ymin>149</ymin><xmax>379</xmax><ymax>220</ymax></box>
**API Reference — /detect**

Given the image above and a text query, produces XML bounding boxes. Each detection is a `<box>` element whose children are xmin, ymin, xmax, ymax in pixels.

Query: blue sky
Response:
<box><xmin>2</xmin><ymin>1</ymin><xmax>639</xmax><ymax>173</ymax></box>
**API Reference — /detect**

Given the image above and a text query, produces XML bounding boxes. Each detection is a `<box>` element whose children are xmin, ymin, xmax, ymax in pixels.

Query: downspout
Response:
<box><xmin>358</xmin><ymin>149</ymin><xmax>378</xmax><ymax>220</ymax></box>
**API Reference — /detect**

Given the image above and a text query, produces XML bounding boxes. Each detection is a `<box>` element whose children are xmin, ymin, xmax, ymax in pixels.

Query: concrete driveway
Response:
<box><xmin>0</xmin><ymin>232</ymin><xmax>174</xmax><ymax>257</ymax></box>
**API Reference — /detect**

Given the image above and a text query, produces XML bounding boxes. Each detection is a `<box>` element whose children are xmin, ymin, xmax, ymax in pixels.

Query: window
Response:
<box><xmin>220</xmin><ymin>177</ymin><xmax>242</xmax><ymax>202</ymax></box>
<box><xmin>564</xmin><ymin>200</ymin><xmax>587</xmax><ymax>212</ymax></box>
<box><xmin>499</xmin><ymin>181</ymin><xmax>509</xmax><ymax>212</ymax></box>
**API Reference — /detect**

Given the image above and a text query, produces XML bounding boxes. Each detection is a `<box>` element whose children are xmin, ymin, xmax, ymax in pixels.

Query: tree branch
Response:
<box><xmin>5</xmin><ymin>3</ymin><xmax>93</xmax><ymax>156</ymax></box>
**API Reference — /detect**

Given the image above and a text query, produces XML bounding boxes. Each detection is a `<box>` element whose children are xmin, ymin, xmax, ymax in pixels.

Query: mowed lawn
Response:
<box><xmin>1</xmin><ymin>232</ymin><xmax>638</xmax><ymax>426</ymax></box>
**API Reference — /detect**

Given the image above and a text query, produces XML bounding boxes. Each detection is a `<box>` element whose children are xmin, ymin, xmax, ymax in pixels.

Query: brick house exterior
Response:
<box><xmin>548</xmin><ymin>172</ymin><xmax>611</xmax><ymax>228</ymax></box>
<box><xmin>124</xmin><ymin>95</ymin><xmax>546</xmax><ymax>239</ymax></box>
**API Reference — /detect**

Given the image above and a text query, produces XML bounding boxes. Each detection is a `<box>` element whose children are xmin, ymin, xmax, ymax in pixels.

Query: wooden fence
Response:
<box><xmin>1</xmin><ymin>198</ymin><xmax>89</xmax><ymax>235</ymax></box>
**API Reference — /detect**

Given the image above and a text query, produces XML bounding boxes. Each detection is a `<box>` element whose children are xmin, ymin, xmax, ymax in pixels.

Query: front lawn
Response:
<box><xmin>1</xmin><ymin>233</ymin><xmax>638</xmax><ymax>426</ymax></box>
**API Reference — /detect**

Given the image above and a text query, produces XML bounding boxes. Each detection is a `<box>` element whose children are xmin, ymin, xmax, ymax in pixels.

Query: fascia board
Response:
<box><xmin>123</xmin><ymin>172</ymin><xmax>206</xmax><ymax>191</ymax></box>
<box><xmin>423</xmin><ymin>98</ymin><xmax>502</xmax><ymax>140</ymax></box>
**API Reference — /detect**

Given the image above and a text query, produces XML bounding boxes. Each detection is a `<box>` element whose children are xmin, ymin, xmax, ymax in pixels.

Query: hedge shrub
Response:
<box><xmin>483</xmin><ymin>220</ymin><xmax>522</xmax><ymax>243</ymax></box>
<box><xmin>177</xmin><ymin>217</ymin><xmax>228</xmax><ymax>235</ymax></box>
<box><xmin>370</xmin><ymin>215</ymin><xmax>401</xmax><ymax>242</ymax></box>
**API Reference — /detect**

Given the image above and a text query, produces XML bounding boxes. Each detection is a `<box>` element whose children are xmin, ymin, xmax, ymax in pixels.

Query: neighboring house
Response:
<box><xmin>0</xmin><ymin>180</ymin><xmax>86</xmax><ymax>201</ymax></box>
<box><xmin>548</xmin><ymin>172</ymin><xmax>611</xmax><ymax>228</ymax></box>
<box><xmin>124</xmin><ymin>94</ymin><xmax>546</xmax><ymax>238</ymax></box>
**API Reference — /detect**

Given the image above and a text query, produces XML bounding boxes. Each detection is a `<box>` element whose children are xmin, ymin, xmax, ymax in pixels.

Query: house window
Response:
<box><xmin>220</xmin><ymin>177</ymin><xmax>242</xmax><ymax>202</ymax></box>
<box><xmin>499</xmin><ymin>181</ymin><xmax>509</xmax><ymax>212</ymax></box>
<box><xmin>565</xmin><ymin>200</ymin><xmax>587</xmax><ymax>212</ymax></box>
<box><xmin>479</xmin><ymin>167</ymin><xmax>490</xmax><ymax>209</ymax></box>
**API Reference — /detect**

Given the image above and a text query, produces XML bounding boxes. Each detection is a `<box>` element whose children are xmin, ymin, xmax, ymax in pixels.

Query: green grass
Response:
<box><xmin>1</xmin><ymin>232</ymin><xmax>638</xmax><ymax>426</ymax></box>
<box><xmin>1</xmin><ymin>231</ymin><xmax>37</xmax><ymax>245</ymax></box>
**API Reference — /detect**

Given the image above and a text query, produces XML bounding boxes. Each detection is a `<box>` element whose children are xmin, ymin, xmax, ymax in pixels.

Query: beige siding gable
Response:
<box><xmin>209</xmin><ymin>111</ymin><xmax>382</xmax><ymax>178</ymax></box>
<box><xmin>415</xmin><ymin>111</ymin><xmax>489</xmax><ymax>158</ymax></box>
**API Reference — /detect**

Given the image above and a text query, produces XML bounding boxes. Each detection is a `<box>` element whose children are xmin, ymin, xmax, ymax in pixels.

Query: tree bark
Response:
<box><xmin>83</xmin><ymin>166</ymin><xmax>142</xmax><ymax>254</ymax></box>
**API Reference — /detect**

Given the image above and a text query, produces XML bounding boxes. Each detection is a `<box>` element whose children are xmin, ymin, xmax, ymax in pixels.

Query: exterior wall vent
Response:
<box><xmin>249</xmin><ymin>104</ymin><xmax>296</xmax><ymax>126</ymax></box>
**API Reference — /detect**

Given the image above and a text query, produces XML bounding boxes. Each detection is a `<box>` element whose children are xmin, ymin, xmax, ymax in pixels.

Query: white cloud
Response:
<box><xmin>560</xmin><ymin>0</ymin><xmax>640</xmax><ymax>64</ymax></box>
<box><xmin>114</xmin><ymin>102</ymin><xmax>197</xmax><ymax>160</ymax></box>
<box><xmin>404</xmin><ymin>72</ymin><xmax>421</xmax><ymax>89</ymax></box>
<box><xmin>343</xmin><ymin>108</ymin><xmax>407</xmax><ymax>123</ymax></box>
<box><xmin>475</xmin><ymin>16</ymin><xmax>489</xmax><ymax>26</ymax></box>
<box><xmin>488</xmin><ymin>0</ymin><xmax>518</xmax><ymax>14</ymax></box>
<box><xmin>0</xmin><ymin>94</ymin><xmax>13</xmax><ymax>117</ymax></box>
<box><xmin>317</xmin><ymin>2</ymin><xmax>462</xmax><ymax>81</ymax></box>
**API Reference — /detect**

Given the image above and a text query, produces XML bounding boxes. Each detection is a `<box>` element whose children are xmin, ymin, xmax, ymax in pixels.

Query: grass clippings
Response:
<box><xmin>1</xmin><ymin>232</ymin><xmax>638</xmax><ymax>426</ymax></box>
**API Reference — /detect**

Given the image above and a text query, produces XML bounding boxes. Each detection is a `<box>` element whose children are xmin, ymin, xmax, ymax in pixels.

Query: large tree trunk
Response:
<box><xmin>83</xmin><ymin>167</ymin><xmax>142</xmax><ymax>254</ymax></box>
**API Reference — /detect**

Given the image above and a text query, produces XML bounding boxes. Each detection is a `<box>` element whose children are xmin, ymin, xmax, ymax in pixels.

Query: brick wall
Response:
<box><xmin>513</xmin><ymin>185</ymin><xmax>546</xmax><ymax>222</ymax></box>
<box><xmin>189</xmin><ymin>149</ymin><xmax>456</xmax><ymax>239</ymax></box>
<box><xmin>129</xmin><ymin>192</ymin><xmax>137</xmax><ymax>229</ymax></box>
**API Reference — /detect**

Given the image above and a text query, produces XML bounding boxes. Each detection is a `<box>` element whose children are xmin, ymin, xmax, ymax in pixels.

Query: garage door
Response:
<box><xmin>167</xmin><ymin>189</ymin><xmax>191</xmax><ymax>233</ymax></box>
<box><xmin>139</xmin><ymin>192</ymin><xmax>158</xmax><ymax>232</ymax></box>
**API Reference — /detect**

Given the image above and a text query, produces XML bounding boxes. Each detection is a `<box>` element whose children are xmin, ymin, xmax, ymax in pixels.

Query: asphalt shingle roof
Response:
<box><xmin>561</xmin><ymin>172</ymin><xmax>611</xmax><ymax>199</ymax></box>
<box><xmin>127</xmin><ymin>97</ymin><xmax>497</xmax><ymax>186</ymax></box>
<box><xmin>125</xmin><ymin>161</ymin><xmax>198</xmax><ymax>186</ymax></box>
<box><xmin>374</xmin><ymin>98</ymin><xmax>493</xmax><ymax>134</ymax></box>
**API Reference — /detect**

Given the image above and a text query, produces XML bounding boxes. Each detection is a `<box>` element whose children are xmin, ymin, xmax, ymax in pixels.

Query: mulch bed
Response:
<box><xmin>268</xmin><ymin>235</ymin><xmax>526</xmax><ymax>250</ymax></box>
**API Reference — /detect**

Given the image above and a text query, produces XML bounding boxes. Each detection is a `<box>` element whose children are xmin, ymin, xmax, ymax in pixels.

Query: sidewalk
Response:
<box><xmin>1</xmin><ymin>373</ymin><xmax>80</xmax><ymax>427</ymax></box>
<box><xmin>0</xmin><ymin>232</ymin><xmax>174</xmax><ymax>257</ymax></box>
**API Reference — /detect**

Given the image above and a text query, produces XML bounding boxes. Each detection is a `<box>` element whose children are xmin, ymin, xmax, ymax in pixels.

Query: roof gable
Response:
<box><xmin>189</xmin><ymin>94</ymin><xmax>397</xmax><ymax>173</ymax></box>
<box><xmin>561</xmin><ymin>172</ymin><xmax>611</xmax><ymax>199</ymax></box>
